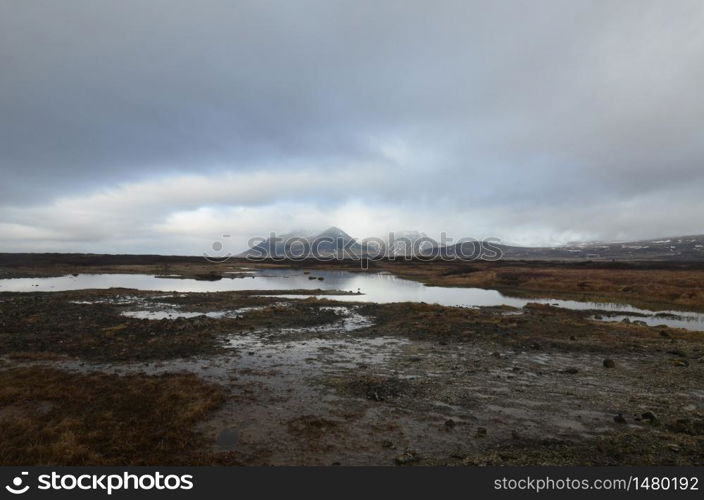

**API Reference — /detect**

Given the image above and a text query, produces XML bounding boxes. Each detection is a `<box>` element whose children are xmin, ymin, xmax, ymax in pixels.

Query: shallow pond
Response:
<box><xmin>2</xmin><ymin>269</ymin><xmax>703</xmax><ymax>330</ymax></box>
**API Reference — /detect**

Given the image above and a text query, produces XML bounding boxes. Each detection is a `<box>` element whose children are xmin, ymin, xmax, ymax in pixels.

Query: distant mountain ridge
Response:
<box><xmin>240</xmin><ymin>229</ymin><xmax>704</xmax><ymax>261</ymax></box>
<box><xmin>239</xmin><ymin>226</ymin><xmax>362</xmax><ymax>258</ymax></box>
<box><xmin>440</xmin><ymin>234</ymin><xmax>704</xmax><ymax>261</ymax></box>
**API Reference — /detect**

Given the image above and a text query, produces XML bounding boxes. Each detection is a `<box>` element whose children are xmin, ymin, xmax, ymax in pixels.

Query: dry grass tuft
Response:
<box><xmin>0</xmin><ymin>367</ymin><xmax>227</xmax><ymax>465</ymax></box>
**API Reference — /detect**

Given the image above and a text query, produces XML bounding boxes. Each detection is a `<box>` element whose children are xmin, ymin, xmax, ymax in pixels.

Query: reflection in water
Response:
<box><xmin>1</xmin><ymin>269</ymin><xmax>703</xmax><ymax>330</ymax></box>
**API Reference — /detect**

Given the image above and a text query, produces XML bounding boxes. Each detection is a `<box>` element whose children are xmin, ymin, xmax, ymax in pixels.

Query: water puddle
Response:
<box><xmin>121</xmin><ymin>306</ymin><xmax>267</xmax><ymax>320</ymax></box>
<box><xmin>590</xmin><ymin>313</ymin><xmax>704</xmax><ymax>330</ymax></box>
<box><xmin>224</xmin><ymin>334</ymin><xmax>406</xmax><ymax>372</ymax></box>
<box><xmin>3</xmin><ymin>269</ymin><xmax>704</xmax><ymax>330</ymax></box>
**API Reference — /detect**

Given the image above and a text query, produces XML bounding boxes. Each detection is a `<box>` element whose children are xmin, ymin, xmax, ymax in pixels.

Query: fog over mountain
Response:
<box><xmin>2</xmin><ymin>1</ymin><xmax>704</xmax><ymax>254</ymax></box>
<box><xmin>238</xmin><ymin>227</ymin><xmax>704</xmax><ymax>261</ymax></box>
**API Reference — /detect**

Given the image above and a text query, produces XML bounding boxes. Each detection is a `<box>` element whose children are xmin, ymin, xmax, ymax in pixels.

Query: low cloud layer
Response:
<box><xmin>2</xmin><ymin>1</ymin><xmax>703</xmax><ymax>253</ymax></box>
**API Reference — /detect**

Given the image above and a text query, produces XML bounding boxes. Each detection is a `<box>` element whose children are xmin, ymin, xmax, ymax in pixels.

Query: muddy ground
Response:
<box><xmin>1</xmin><ymin>279</ymin><xmax>704</xmax><ymax>465</ymax></box>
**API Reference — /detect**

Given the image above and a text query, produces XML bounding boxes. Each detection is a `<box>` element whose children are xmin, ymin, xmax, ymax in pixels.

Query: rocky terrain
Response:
<box><xmin>1</xmin><ymin>282</ymin><xmax>703</xmax><ymax>465</ymax></box>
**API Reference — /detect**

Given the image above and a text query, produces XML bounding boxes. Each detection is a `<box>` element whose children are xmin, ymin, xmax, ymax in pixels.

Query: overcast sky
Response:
<box><xmin>1</xmin><ymin>0</ymin><xmax>703</xmax><ymax>254</ymax></box>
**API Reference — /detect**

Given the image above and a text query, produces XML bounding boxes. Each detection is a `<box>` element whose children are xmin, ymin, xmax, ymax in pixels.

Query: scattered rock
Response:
<box><xmin>347</xmin><ymin>375</ymin><xmax>415</xmax><ymax>402</ymax></box>
<box><xmin>668</xmin><ymin>444</ymin><xmax>681</xmax><ymax>453</ymax></box>
<box><xmin>381</xmin><ymin>440</ymin><xmax>394</xmax><ymax>449</ymax></box>
<box><xmin>614</xmin><ymin>414</ymin><xmax>627</xmax><ymax>424</ymax></box>
<box><xmin>562</xmin><ymin>367</ymin><xmax>579</xmax><ymax>374</ymax></box>
<box><xmin>395</xmin><ymin>450</ymin><xmax>419</xmax><ymax>465</ymax></box>
<box><xmin>641</xmin><ymin>411</ymin><xmax>658</xmax><ymax>424</ymax></box>
<box><xmin>444</xmin><ymin>419</ymin><xmax>456</xmax><ymax>429</ymax></box>
<box><xmin>673</xmin><ymin>359</ymin><xmax>690</xmax><ymax>367</ymax></box>
<box><xmin>660</xmin><ymin>330</ymin><xmax>670</xmax><ymax>338</ymax></box>
<box><xmin>603</xmin><ymin>359</ymin><xmax>616</xmax><ymax>368</ymax></box>
<box><xmin>476</xmin><ymin>427</ymin><xmax>487</xmax><ymax>437</ymax></box>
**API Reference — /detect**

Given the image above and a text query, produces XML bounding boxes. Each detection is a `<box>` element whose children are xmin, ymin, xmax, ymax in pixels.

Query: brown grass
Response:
<box><xmin>357</xmin><ymin>301</ymin><xmax>704</xmax><ymax>355</ymax></box>
<box><xmin>371</xmin><ymin>261</ymin><xmax>704</xmax><ymax>312</ymax></box>
<box><xmin>0</xmin><ymin>367</ymin><xmax>227</xmax><ymax>465</ymax></box>
<box><xmin>0</xmin><ymin>293</ymin><xmax>342</xmax><ymax>361</ymax></box>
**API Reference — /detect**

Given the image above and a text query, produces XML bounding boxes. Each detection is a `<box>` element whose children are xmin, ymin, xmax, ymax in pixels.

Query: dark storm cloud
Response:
<box><xmin>1</xmin><ymin>0</ymin><xmax>703</xmax><ymax>251</ymax></box>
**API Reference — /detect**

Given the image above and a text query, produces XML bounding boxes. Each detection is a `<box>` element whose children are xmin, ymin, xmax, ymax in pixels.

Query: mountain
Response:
<box><xmin>309</xmin><ymin>227</ymin><xmax>362</xmax><ymax>256</ymax></box>
<box><xmin>239</xmin><ymin>226</ymin><xmax>362</xmax><ymax>258</ymax></box>
<box><xmin>364</xmin><ymin>230</ymin><xmax>439</xmax><ymax>257</ymax></box>
<box><xmin>240</xmin><ymin>229</ymin><xmax>704</xmax><ymax>261</ymax></box>
<box><xmin>440</xmin><ymin>234</ymin><xmax>704</xmax><ymax>261</ymax></box>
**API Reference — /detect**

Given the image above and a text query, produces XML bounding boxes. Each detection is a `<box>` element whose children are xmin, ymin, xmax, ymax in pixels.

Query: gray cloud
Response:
<box><xmin>1</xmin><ymin>0</ymin><xmax>704</xmax><ymax>252</ymax></box>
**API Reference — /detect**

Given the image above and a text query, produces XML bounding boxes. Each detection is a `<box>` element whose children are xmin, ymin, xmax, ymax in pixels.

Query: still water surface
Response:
<box><xmin>1</xmin><ymin>269</ymin><xmax>703</xmax><ymax>330</ymax></box>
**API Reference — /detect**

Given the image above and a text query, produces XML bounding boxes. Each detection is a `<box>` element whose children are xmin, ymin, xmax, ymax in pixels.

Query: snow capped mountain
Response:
<box><xmin>241</xmin><ymin>229</ymin><xmax>704</xmax><ymax>261</ymax></box>
<box><xmin>239</xmin><ymin>226</ymin><xmax>361</xmax><ymax>258</ymax></box>
<box><xmin>384</xmin><ymin>231</ymin><xmax>435</xmax><ymax>256</ymax></box>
